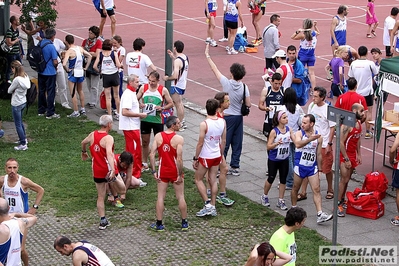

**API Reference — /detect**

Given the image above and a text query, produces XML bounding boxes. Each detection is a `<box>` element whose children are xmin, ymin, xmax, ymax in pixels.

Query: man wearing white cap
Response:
<box><xmin>273</xmin><ymin>50</ymin><xmax>293</xmax><ymax>89</ymax></box>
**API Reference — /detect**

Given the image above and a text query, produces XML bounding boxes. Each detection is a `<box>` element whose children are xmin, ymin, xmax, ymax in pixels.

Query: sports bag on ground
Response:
<box><xmin>346</xmin><ymin>188</ymin><xmax>384</xmax><ymax>220</ymax></box>
<box><xmin>362</xmin><ymin>171</ymin><xmax>388</xmax><ymax>200</ymax></box>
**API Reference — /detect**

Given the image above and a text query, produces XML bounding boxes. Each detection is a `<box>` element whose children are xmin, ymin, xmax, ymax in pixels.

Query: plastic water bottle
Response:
<box><xmin>239</xmin><ymin>46</ymin><xmax>245</xmax><ymax>53</ymax></box>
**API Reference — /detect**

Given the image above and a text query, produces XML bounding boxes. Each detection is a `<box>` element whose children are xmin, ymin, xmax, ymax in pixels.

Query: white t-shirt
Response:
<box><xmin>126</xmin><ymin>51</ymin><xmax>153</xmax><ymax>85</ymax></box>
<box><xmin>307</xmin><ymin>102</ymin><xmax>336</xmax><ymax>148</ymax></box>
<box><xmin>119</xmin><ymin>89</ymin><xmax>141</xmax><ymax>130</ymax></box>
<box><xmin>383</xmin><ymin>16</ymin><xmax>396</xmax><ymax>46</ymax></box>
<box><xmin>278</xmin><ymin>104</ymin><xmax>304</xmax><ymax>133</ymax></box>
<box><xmin>348</xmin><ymin>59</ymin><xmax>378</xmax><ymax>97</ymax></box>
<box><xmin>102</xmin><ymin>0</ymin><xmax>114</xmax><ymax>10</ymax></box>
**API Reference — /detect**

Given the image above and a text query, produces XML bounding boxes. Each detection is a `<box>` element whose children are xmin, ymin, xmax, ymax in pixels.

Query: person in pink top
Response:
<box><xmin>366</xmin><ymin>0</ymin><xmax>378</xmax><ymax>38</ymax></box>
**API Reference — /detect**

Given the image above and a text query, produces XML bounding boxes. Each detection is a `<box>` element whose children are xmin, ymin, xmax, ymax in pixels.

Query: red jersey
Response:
<box><xmin>340</xmin><ymin>121</ymin><xmax>362</xmax><ymax>164</ymax></box>
<box><xmin>90</xmin><ymin>131</ymin><xmax>115</xmax><ymax>179</ymax></box>
<box><xmin>158</xmin><ymin>132</ymin><xmax>178</xmax><ymax>178</ymax></box>
<box><xmin>335</xmin><ymin>91</ymin><xmax>368</xmax><ymax>111</ymax></box>
<box><xmin>82</xmin><ymin>38</ymin><xmax>102</xmax><ymax>53</ymax></box>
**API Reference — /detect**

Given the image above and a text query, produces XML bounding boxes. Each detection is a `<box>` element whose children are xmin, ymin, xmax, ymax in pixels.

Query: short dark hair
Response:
<box><xmin>347</xmin><ymin>77</ymin><xmax>357</xmax><ymax>91</ymax></box>
<box><xmin>65</xmin><ymin>35</ymin><xmax>74</xmax><ymax>45</ymax></box>
<box><xmin>287</xmin><ymin>45</ymin><xmax>297</xmax><ymax>52</ymax></box>
<box><xmin>230</xmin><ymin>63</ymin><xmax>246</xmax><ymax>81</ymax></box>
<box><xmin>358</xmin><ymin>46</ymin><xmax>368</xmax><ymax>57</ymax></box>
<box><xmin>112</xmin><ymin>35</ymin><xmax>122</xmax><ymax>45</ymax></box>
<box><xmin>304</xmin><ymin>114</ymin><xmax>316</xmax><ymax>124</ymax></box>
<box><xmin>148</xmin><ymin>70</ymin><xmax>160</xmax><ymax>81</ymax></box>
<box><xmin>271</xmin><ymin>72</ymin><xmax>282</xmax><ymax>81</ymax></box>
<box><xmin>174</xmin><ymin>40</ymin><xmax>184</xmax><ymax>53</ymax></box>
<box><xmin>206</xmin><ymin>99</ymin><xmax>219</xmax><ymax>116</ymax></box>
<box><xmin>214</xmin><ymin>92</ymin><xmax>228</xmax><ymax>107</ymax></box>
<box><xmin>102</xmin><ymin>39</ymin><xmax>113</xmax><ymax>51</ymax></box>
<box><xmin>10</xmin><ymin>15</ymin><xmax>17</xmax><ymax>24</ymax></box>
<box><xmin>165</xmin><ymin>115</ymin><xmax>178</xmax><ymax>128</ymax></box>
<box><xmin>337</xmin><ymin>5</ymin><xmax>347</xmax><ymax>15</ymax></box>
<box><xmin>45</xmin><ymin>28</ymin><xmax>56</xmax><ymax>39</ymax></box>
<box><xmin>270</xmin><ymin>14</ymin><xmax>280</xmax><ymax>23</ymax></box>
<box><xmin>313</xmin><ymin>86</ymin><xmax>327</xmax><ymax>100</ymax></box>
<box><xmin>119</xmin><ymin>151</ymin><xmax>133</xmax><ymax>165</ymax></box>
<box><xmin>391</xmin><ymin>7</ymin><xmax>399</xmax><ymax>16</ymax></box>
<box><xmin>54</xmin><ymin>236</ymin><xmax>72</xmax><ymax>249</ymax></box>
<box><xmin>133</xmin><ymin>38</ymin><xmax>145</xmax><ymax>51</ymax></box>
<box><xmin>285</xmin><ymin>207</ymin><xmax>307</xmax><ymax>226</ymax></box>
<box><xmin>89</xmin><ymin>26</ymin><xmax>100</xmax><ymax>38</ymax></box>
<box><xmin>370</xmin><ymin>47</ymin><xmax>381</xmax><ymax>54</ymax></box>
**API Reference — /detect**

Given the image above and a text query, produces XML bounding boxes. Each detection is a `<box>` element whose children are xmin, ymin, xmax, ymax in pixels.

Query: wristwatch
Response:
<box><xmin>33</xmin><ymin>204</ymin><xmax>39</xmax><ymax>209</ymax></box>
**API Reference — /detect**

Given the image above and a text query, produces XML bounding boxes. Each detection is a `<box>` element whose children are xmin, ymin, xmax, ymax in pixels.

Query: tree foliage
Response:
<box><xmin>10</xmin><ymin>0</ymin><xmax>58</xmax><ymax>26</ymax></box>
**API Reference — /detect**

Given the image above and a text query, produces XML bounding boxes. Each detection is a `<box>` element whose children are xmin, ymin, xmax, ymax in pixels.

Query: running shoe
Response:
<box><xmin>142</xmin><ymin>163</ymin><xmax>150</xmax><ymax>172</ymax></box>
<box><xmin>337</xmin><ymin>204</ymin><xmax>345</xmax><ymax>217</ymax></box>
<box><xmin>46</xmin><ymin>113</ymin><xmax>61</xmax><ymax>119</ymax></box>
<box><xmin>196</xmin><ymin>205</ymin><xmax>217</xmax><ymax>217</ymax></box>
<box><xmin>317</xmin><ymin>212</ymin><xmax>333</xmax><ymax>224</ymax></box>
<box><xmin>227</xmin><ymin>48</ymin><xmax>238</xmax><ymax>55</ymax></box>
<box><xmin>365</xmin><ymin>132</ymin><xmax>374</xmax><ymax>139</ymax></box>
<box><xmin>99</xmin><ymin>219</ymin><xmax>111</xmax><ymax>230</ymax></box>
<box><xmin>391</xmin><ymin>216</ymin><xmax>399</xmax><ymax>226</ymax></box>
<box><xmin>14</xmin><ymin>144</ymin><xmax>28</xmax><ymax>151</ymax></box>
<box><xmin>260</xmin><ymin>195</ymin><xmax>270</xmax><ymax>207</ymax></box>
<box><xmin>227</xmin><ymin>168</ymin><xmax>240</xmax><ymax>176</ymax></box>
<box><xmin>216</xmin><ymin>195</ymin><xmax>235</xmax><ymax>206</ymax></box>
<box><xmin>114</xmin><ymin>199</ymin><xmax>124</xmax><ymax>208</ymax></box>
<box><xmin>139</xmin><ymin>178</ymin><xmax>147</xmax><ymax>187</ymax></box>
<box><xmin>150</xmin><ymin>223</ymin><xmax>165</xmax><ymax>232</ymax></box>
<box><xmin>67</xmin><ymin>111</ymin><xmax>80</xmax><ymax>118</ymax></box>
<box><xmin>181</xmin><ymin>221</ymin><xmax>189</xmax><ymax>231</ymax></box>
<box><xmin>276</xmin><ymin>200</ymin><xmax>288</xmax><ymax>211</ymax></box>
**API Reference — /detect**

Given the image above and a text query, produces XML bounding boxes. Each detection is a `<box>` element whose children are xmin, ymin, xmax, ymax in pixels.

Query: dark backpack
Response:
<box><xmin>98</xmin><ymin>51</ymin><xmax>116</xmax><ymax>73</ymax></box>
<box><xmin>28</xmin><ymin>40</ymin><xmax>51</xmax><ymax>73</ymax></box>
<box><xmin>92</xmin><ymin>0</ymin><xmax>101</xmax><ymax>12</ymax></box>
<box><xmin>25</xmin><ymin>81</ymin><xmax>38</xmax><ymax>114</ymax></box>
<box><xmin>0</xmin><ymin>81</ymin><xmax>11</xmax><ymax>100</ymax></box>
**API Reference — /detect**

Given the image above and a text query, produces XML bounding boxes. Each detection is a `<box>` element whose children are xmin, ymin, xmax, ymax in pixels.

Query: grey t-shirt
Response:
<box><xmin>220</xmin><ymin>75</ymin><xmax>250</xmax><ymax>116</ymax></box>
<box><xmin>263</xmin><ymin>24</ymin><xmax>279</xmax><ymax>58</ymax></box>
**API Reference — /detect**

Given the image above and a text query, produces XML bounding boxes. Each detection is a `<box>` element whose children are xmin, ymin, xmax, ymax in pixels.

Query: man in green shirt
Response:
<box><xmin>136</xmin><ymin>71</ymin><xmax>174</xmax><ymax>170</ymax></box>
<box><xmin>270</xmin><ymin>207</ymin><xmax>307</xmax><ymax>266</ymax></box>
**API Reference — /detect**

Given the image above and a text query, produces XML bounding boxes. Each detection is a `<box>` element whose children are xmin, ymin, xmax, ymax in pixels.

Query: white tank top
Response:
<box><xmin>2</xmin><ymin>219</ymin><xmax>23</xmax><ymax>266</ymax></box>
<box><xmin>101</xmin><ymin>51</ymin><xmax>118</xmax><ymax>75</ymax></box>
<box><xmin>199</xmin><ymin>118</ymin><xmax>225</xmax><ymax>159</ymax></box>
<box><xmin>2</xmin><ymin>175</ymin><xmax>29</xmax><ymax>214</ymax></box>
<box><xmin>73</xmin><ymin>242</ymin><xmax>115</xmax><ymax>266</ymax></box>
<box><xmin>174</xmin><ymin>56</ymin><xmax>189</xmax><ymax>90</ymax></box>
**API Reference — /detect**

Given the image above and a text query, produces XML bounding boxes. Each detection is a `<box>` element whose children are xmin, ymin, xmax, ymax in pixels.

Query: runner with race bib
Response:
<box><xmin>291</xmin><ymin>114</ymin><xmax>333</xmax><ymax>224</ymax></box>
<box><xmin>261</xmin><ymin>110</ymin><xmax>296</xmax><ymax>211</ymax></box>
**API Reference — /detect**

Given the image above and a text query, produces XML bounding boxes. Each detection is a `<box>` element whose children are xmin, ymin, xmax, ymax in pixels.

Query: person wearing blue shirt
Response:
<box><xmin>37</xmin><ymin>28</ymin><xmax>60</xmax><ymax>119</ymax></box>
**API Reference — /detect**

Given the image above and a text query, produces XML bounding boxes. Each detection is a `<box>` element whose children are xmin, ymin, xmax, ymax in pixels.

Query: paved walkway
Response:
<box><xmin>2</xmin><ymin>48</ymin><xmax>398</xmax><ymax>264</ymax></box>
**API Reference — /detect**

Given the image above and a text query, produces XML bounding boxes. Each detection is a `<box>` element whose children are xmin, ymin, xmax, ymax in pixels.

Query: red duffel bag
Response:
<box><xmin>346</xmin><ymin>188</ymin><xmax>384</xmax><ymax>220</ymax></box>
<box><xmin>362</xmin><ymin>171</ymin><xmax>388</xmax><ymax>200</ymax></box>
